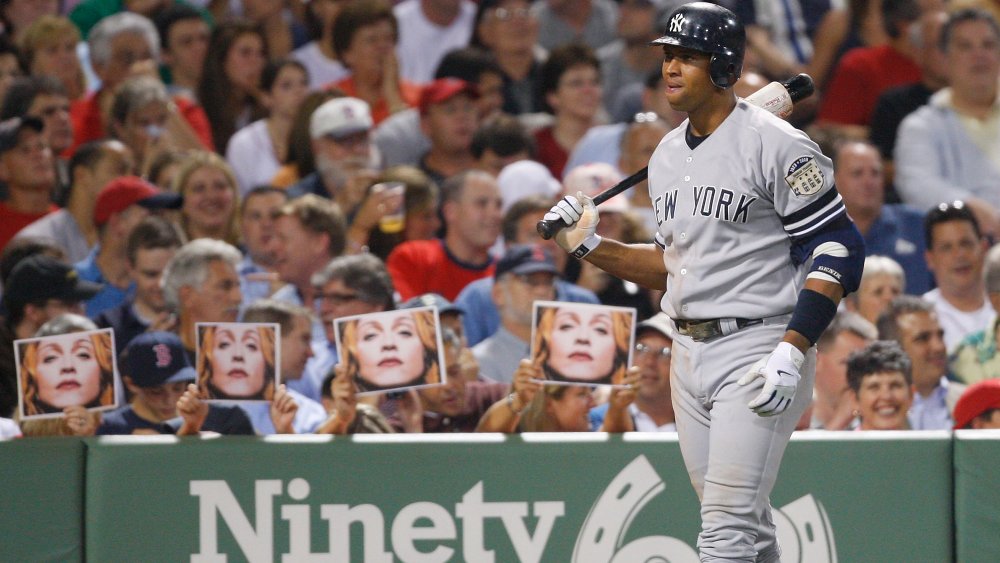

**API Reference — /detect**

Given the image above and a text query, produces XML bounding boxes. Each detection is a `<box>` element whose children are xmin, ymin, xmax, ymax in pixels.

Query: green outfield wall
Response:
<box><xmin>2</xmin><ymin>430</ymin><xmax>998</xmax><ymax>562</ymax></box>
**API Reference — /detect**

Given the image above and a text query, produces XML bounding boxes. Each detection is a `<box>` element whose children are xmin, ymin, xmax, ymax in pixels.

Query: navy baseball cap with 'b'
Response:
<box><xmin>124</xmin><ymin>332</ymin><xmax>197</xmax><ymax>388</ymax></box>
<box><xmin>494</xmin><ymin>244</ymin><xmax>559</xmax><ymax>279</ymax></box>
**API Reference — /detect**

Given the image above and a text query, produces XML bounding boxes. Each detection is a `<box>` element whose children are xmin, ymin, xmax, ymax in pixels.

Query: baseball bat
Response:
<box><xmin>537</xmin><ymin>73</ymin><xmax>816</xmax><ymax>240</ymax></box>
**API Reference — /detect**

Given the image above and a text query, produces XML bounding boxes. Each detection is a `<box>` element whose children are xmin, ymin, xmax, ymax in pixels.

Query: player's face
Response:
<box><xmin>355</xmin><ymin>311</ymin><xmax>427</xmax><ymax>387</ymax></box>
<box><xmin>34</xmin><ymin>334</ymin><xmax>103</xmax><ymax>409</ymax></box>
<box><xmin>855</xmin><ymin>371</ymin><xmax>913</xmax><ymax>430</ymax></box>
<box><xmin>280</xmin><ymin>316</ymin><xmax>314</xmax><ymax>381</ymax></box>
<box><xmin>546</xmin><ymin>386</ymin><xmax>596</xmax><ymax>431</ymax></box>
<box><xmin>547</xmin><ymin>307</ymin><xmax>618</xmax><ymax>382</ymax></box>
<box><xmin>182</xmin><ymin>165</ymin><xmax>236</xmax><ymax>236</ymax></box>
<box><xmin>853</xmin><ymin>273</ymin><xmax>902</xmax><ymax>325</ymax></box>
<box><xmin>834</xmin><ymin>144</ymin><xmax>884</xmax><ymax>217</ymax></box>
<box><xmin>925</xmin><ymin>220</ymin><xmax>987</xmax><ymax>294</ymax></box>
<box><xmin>660</xmin><ymin>45</ymin><xmax>715</xmax><ymax>114</ymax></box>
<box><xmin>633</xmin><ymin>332</ymin><xmax>671</xmax><ymax>401</ymax></box>
<box><xmin>209</xmin><ymin>326</ymin><xmax>268</xmax><ymax>398</ymax></box>
<box><xmin>896</xmin><ymin>311</ymin><xmax>947</xmax><ymax>387</ymax></box>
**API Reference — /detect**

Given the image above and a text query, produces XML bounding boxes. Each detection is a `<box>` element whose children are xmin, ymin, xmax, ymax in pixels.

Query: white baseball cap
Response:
<box><xmin>497</xmin><ymin>160</ymin><xmax>561</xmax><ymax>214</ymax></box>
<box><xmin>562</xmin><ymin>162</ymin><xmax>630</xmax><ymax>213</ymax></box>
<box><xmin>310</xmin><ymin>97</ymin><xmax>373</xmax><ymax>140</ymax></box>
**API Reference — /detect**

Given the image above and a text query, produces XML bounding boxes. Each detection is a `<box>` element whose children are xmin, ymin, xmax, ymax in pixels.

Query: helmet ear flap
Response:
<box><xmin>709</xmin><ymin>54</ymin><xmax>737</xmax><ymax>89</ymax></box>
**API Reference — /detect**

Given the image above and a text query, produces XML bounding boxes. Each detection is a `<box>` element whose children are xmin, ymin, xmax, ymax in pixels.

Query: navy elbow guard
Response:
<box><xmin>787</xmin><ymin>289</ymin><xmax>839</xmax><ymax>345</ymax></box>
<box><xmin>793</xmin><ymin>214</ymin><xmax>866</xmax><ymax>295</ymax></box>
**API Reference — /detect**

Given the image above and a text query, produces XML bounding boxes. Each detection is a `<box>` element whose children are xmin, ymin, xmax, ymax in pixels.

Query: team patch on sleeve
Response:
<box><xmin>784</xmin><ymin>156</ymin><xmax>825</xmax><ymax>196</ymax></box>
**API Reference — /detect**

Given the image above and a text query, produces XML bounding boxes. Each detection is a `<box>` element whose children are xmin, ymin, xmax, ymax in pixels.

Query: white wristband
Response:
<box><xmin>571</xmin><ymin>234</ymin><xmax>603</xmax><ymax>259</ymax></box>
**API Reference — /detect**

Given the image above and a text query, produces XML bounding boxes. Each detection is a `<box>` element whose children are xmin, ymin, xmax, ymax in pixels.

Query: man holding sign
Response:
<box><xmin>545</xmin><ymin>3</ymin><xmax>865</xmax><ymax>561</ymax></box>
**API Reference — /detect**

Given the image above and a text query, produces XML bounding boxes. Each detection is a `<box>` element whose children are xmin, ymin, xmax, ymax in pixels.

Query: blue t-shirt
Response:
<box><xmin>75</xmin><ymin>247</ymin><xmax>134</xmax><ymax>319</ymax></box>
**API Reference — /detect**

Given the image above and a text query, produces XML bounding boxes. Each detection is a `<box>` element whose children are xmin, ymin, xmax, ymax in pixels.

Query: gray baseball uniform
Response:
<box><xmin>648</xmin><ymin>99</ymin><xmax>843</xmax><ymax>561</ymax></box>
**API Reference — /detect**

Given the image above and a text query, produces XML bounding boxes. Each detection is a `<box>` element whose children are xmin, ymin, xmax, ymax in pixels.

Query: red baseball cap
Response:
<box><xmin>93</xmin><ymin>176</ymin><xmax>182</xmax><ymax>226</ymax></box>
<box><xmin>953</xmin><ymin>379</ymin><xmax>1000</xmax><ymax>429</ymax></box>
<box><xmin>419</xmin><ymin>78</ymin><xmax>479</xmax><ymax>115</ymax></box>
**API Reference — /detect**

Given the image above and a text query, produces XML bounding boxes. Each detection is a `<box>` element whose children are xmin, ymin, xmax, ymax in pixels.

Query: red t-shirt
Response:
<box><xmin>326</xmin><ymin>77</ymin><xmax>422</xmax><ymax>126</ymax></box>
<box><xmin>533</xmin><ymin>126</ymin><xmax>569</xmax><ymax>179</ymax></box>
<box><xmin>386</xmin><ymin>239</ymin><xmax>495</xmax><ymax>302</ymax></box>
<box><xmin>0</xmin><ymin>202</ymin><xmax>58</xmax><ymax>252</ymax></box>
<box><xmin>69</xmin><ymin>90</ymin><xmax>215</xmax><ymax>153</ymax></box>
<box><xmin>817</xmin><ymin>44</ymin><xmax>922</xmax><ymax>126</ymax></box>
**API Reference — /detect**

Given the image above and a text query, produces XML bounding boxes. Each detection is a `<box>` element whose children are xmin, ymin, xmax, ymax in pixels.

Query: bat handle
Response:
<box><xmin>537</xmin><ymin>215</ymin><xmax>563</xmax><ymax>240</ymax></box>
<box><xmin>536</xmin><ymin>167</ymin><xmax>649</xmax><ymax>240</ymax></box>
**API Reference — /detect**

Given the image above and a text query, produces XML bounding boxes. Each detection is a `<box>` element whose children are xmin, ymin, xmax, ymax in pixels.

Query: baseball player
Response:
<box><xmin>545</xmin><ymin>3</ymin><xmax>865</xmax><ymax>561</ymax></box>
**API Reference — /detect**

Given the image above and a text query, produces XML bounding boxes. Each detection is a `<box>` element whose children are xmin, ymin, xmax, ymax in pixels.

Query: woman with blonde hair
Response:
<box><xmin>197</xmin><ymin>323</ymin><xmax>277</xmax><ymax>400</ymax></box>
<box><xmin>18</xmin><ymin>15</ymin><xmax>86</xmax><ymax>100</ymax></box>
<box><xmin>172</xmin><ymin>150</ymin><xmax>241</xmax><ymax>246</ymax></box>
<box><xmin>533</xmin><ymin>304</ymin><xmax>632</xmax><ymax>386</ymax></box>
<box><xmin>339</xmin><ymin>308</ymin><xmax>441</xmax><ymax>393</ymax></box>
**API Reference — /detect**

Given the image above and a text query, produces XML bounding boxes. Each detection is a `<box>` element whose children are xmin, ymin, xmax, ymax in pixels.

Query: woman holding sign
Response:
<box><xmin>18</xmin><ymin>330</ymin><xmax>116</xmax><ymax>416</ymax></box>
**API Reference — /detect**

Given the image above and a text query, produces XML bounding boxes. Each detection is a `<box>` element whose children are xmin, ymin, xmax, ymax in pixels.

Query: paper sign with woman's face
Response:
<box><xmin>531</xmin><ymin>301</ymin><xmax>636</xmax><ymax>386</ymax></box>
<box><xmin>334</xmin><ymin>306</ymin><xmax>446</xmax><ymax>395</ymax></box>
<box><xmin>15</xmin><ymin>328</ymin><xmax>119</xmax><ymax>420</ymax></box>
<box><xmin>196</xmin><ymin>322</ymin><xmax>280</xmax><ymax>401</ymax></box>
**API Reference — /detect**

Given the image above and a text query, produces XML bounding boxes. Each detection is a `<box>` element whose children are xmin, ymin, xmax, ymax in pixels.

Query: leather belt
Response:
<box><xmin>674</xmin><ymin>317</ymin><xmax>764</xmax><ymax>342</ymax></box>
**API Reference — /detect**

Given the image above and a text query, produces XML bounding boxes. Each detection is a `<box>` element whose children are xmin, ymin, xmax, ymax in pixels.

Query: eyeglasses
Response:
<box><xmin>493</xmin><ymin>7</ymin><xmax>531</xmax><ymax>21</ymax></box>
<box><xmin>635</xmin><ymin>342</ymin><xmax>671</xmax><ymax>360</ymax></box>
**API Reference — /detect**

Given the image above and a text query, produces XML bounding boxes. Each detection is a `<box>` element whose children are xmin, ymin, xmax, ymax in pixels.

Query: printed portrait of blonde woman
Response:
<box><xmin>532</xmin><ymin>302</ymin><xmax>634</xmax><ymax>385</ymax></box>
<box><xmin>337</xmin><ymin>307</ymin><xmax>443</xmax><ymax>393</ymax></box>
<box><xmin>196</xmin><ymin>323</ymin><xmax>278</xmax><ymax>400</ymax></box>
<box><xmin>17</xmin><ymin>329</ymin><xmax>117</xmax><ymax>417</ymax></box>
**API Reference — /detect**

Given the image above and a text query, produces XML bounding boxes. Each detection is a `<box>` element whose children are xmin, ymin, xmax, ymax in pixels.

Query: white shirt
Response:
<box><xmin>291</xmin><ymin>41</ymin><xmax>351</xmax><ymax>90</ymax></box>
<box><xmin>393</xmin><ymin>0</ymin><xmax>476</xmax><ymax>83</ymax></box>
<box><xmin>225</xmin><ymin>120</ymin><xmax>282</xmax><ymax>197</ymax></box>
<box><xmin>922</xmin><ymin>288</ymin><xmax>996</xmax><ymax>352</ymax></box>
<box><xmin>631</xmin><ymin>404</ymin><xmax>677</xmax><ymax>432</ymax></box>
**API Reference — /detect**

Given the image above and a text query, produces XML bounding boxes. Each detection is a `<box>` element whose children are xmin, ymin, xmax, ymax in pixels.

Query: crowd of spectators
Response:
<box><xmin>3</xmin><ymin>0</ymin><xmax>1000</xmax><ymax>441</ymax></box>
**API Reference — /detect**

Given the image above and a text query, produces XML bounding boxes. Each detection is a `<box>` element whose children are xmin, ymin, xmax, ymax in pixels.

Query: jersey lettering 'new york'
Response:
<box><xmin>647</xmin><ymin>100</ymin><xmax>844</xmax><ymax>321</ymax></box>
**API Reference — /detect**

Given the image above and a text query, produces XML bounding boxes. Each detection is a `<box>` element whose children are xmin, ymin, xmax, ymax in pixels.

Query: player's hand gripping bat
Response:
<box><xmin>537</xmin><ymin>73</ymin><xmax>816</xmax><ymax>240</ymax></box>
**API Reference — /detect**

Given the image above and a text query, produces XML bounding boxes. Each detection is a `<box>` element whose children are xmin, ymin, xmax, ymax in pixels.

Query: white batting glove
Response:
<box><xmin>544</xmin><ymin>191</ymin><xmax>602</xmax><ymax>258</ymax></box>
<box><xmin>737</xmin><ymin>341</ymin><xmax>804</xmax><ymax>417</ymax></box>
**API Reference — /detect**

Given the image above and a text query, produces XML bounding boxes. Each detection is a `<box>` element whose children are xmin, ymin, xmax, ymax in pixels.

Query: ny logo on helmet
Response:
<box><xmin>669</xmin><ymin>14</ymin><xmax>685</xmax><ymax>33</ymax></box>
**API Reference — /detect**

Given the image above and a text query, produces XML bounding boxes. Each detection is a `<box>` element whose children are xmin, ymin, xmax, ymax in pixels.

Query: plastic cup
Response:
<box><xmin>376</xmin><ymin>182</ymin><xmax>406</xmax><ymax>234</ymax></box>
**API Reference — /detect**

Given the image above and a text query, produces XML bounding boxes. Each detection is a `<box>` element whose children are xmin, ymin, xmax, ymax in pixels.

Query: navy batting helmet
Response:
<box><xmin>651</xmin><ymin>2</ymin><xmax>745</xmax><ymax>89</ymax></box>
